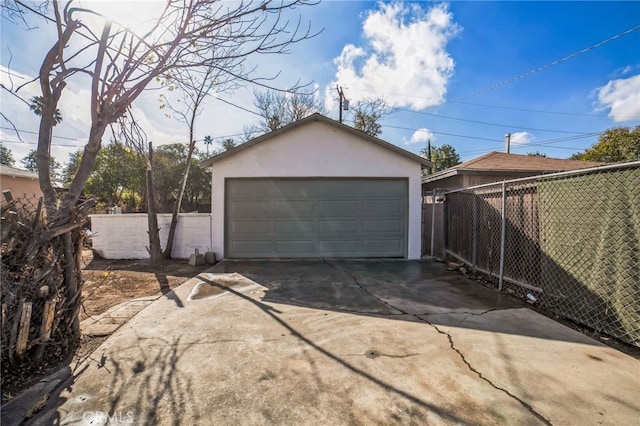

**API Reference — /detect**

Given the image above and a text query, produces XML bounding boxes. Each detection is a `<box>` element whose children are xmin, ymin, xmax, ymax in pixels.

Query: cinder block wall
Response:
<box><xmin>89</xmin><ymin>214</ymin><xmax>212</xmax><ymax>259</ymax></box>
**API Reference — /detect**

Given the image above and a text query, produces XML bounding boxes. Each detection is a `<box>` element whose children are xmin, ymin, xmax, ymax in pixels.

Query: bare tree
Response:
<box><xmin>159</xmin><ymin>63</ymin><xmax>234</xmax><ymax>259</ymax></box>
<box><xmin>0</xmin><ymin>0</ymin><xmax>318</xmax><ymax>356</ymax></box>
<box><xmin>351</xmin><ymin>97</ymin><xmax>392</xmax><ymax>137</ymax></box>
<box><xmin>8</xmin><ymin>0</ymin><xmax>316</xmax><ymax>232</ymax></box>
<box><xmin>4</xmin><ymin>0</ymin><xmax>317</xmax><ymax>218</ymax></box>
<box><xmin>249</xmin><ymin>88</ymin><xmax>325</xmax><ymax>135</ymax></box>
<box><xmin>113</xmin><ymin>110</ymin><xmax>163</xmax><ymax>262</ymax></box>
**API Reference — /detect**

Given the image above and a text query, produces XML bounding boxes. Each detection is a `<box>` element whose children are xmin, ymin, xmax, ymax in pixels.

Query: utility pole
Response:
<box><xmin>427</xmin><ymin>139</ymin><xmax>433</xmax><ymax>174</ymax></box>
<box><xmin>505</xmin><ymin>133</ymin><xmax>511</xmax><ymax>153</ymax></box>
<box><xmin>336</xmin><ymin>85</ymin><xmax>348</xmax><ymax>123</ymax></box>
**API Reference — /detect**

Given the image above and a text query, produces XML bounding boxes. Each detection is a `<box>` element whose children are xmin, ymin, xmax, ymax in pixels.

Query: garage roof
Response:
<box><xmin>200</xmin><ymin>113</ymin><xmax>433</xmax><ymax>169</ymax></box>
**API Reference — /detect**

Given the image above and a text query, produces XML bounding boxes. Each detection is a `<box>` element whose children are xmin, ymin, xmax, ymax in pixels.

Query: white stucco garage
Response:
<box><xmin>201</xmin><ymin>113</ymin><xmax>431</xmax><ymax>260</ymax></box>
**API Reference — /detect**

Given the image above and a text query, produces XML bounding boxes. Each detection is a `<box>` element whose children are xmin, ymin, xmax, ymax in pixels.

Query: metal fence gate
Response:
<box><xmin>442</xmin><ymin>162</ymin><xmax>640</xmax><ymax>347</ymax></box>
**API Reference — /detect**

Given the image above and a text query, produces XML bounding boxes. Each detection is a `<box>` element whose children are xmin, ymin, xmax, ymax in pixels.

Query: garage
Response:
<box><xmin>226</xmin><ymin>178</ymin><xmax>407</xmax><ymax>258</ymax></box>
<box><xmin>201</xmin><ymin>113</ymin><xmax>431</xmax><ymax>260</ymax></box>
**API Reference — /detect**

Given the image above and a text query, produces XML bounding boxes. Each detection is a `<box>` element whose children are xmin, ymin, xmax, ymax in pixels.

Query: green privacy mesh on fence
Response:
<box><xmin>443</xmin><ymin>163</ymin><xmax>640</xmax><ymax>347</ymax></box>
<box><xmin>538</xmin><ymin>167</ymin><xmax>640</xmax><ymax>346</ymax></box>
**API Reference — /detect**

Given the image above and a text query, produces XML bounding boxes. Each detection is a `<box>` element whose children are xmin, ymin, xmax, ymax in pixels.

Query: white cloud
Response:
<box><xmin>597</xmin><ymin>74</ymin><xmax>640</xmax><ymax>122</ymax></box>
<box><xmin>509</xmin><ymin>131</ymin><xmax>533</xmax><ymax>146</ymax></box>
<box><xmin>406</xmin><ymin>128</ymin><xmax>435</xmax><ymax>145</ymax></box>
<box><xmin>326</xmin><ymin>2</ymin><xmax>460</xmax><ymax>112</ymax></box>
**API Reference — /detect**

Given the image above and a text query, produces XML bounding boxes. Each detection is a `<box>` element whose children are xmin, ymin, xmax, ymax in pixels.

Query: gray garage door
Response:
<box><xmin>226</xmin><ymin>179</ymin><xmax>407</xmax><ymax>258</ymax></box>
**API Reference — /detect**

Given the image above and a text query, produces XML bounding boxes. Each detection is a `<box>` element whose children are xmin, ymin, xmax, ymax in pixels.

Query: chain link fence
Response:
<box><xmin>443</xmin><ymin>162</ymin><xmax>640</xmax><ymax>347</ymax></box>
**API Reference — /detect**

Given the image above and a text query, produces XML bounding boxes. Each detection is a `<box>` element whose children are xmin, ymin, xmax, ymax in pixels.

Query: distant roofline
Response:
<box><xmin>0</xmin><ymin>165</ymin><xmax>39</xmax><ymax>179</ymax></box>
<box><xmin>422</xmin><ymin>151</ymin><xmax>606</xmax><ymax>183</ymax></box>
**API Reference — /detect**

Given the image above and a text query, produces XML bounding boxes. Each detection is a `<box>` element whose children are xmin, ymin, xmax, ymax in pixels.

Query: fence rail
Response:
<box><xmin>442</xmin><ymin>162</ymin><xmax>640</xmax><ymax>347</ymax></box>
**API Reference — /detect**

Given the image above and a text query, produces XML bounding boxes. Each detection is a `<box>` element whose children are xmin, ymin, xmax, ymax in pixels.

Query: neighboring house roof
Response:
<box><xmin>422</xmin><ymin>151</ymin><xmax>606</xmax><ymax>183</ymax></box>
<box><xmin>200</xmin><ymin>113</ymin><xmax>433</xmax><ymax>169</ymax></box>
<box><xmin>0</xmin><ymin>165</ymin><xmax>39</xmax><ymax>180</ymax></box>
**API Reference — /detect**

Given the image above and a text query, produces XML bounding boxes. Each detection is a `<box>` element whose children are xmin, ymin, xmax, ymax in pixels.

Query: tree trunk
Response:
<box><xmin>146</xmin><ymin>142</ymin><xmax>163</xmax><ymax>263</ymax></box>
<box><xmin>36</xmin><ymin>19</ymin><xmax>78</xmax><ymax>217</ymax></box>
<box><xmin>63</xmin><ymin>232</ymin><xmax>81</xmax><ymax>338</ymax></box>
<box><xmin>162</xmin><ymin>141</ymin><xmax>195</xmax><ymax>259</ymax></box>
<box><xmin>162</xmin><ymin>109</ymin><xmax>198</xmax><ymax>259</ymax></box>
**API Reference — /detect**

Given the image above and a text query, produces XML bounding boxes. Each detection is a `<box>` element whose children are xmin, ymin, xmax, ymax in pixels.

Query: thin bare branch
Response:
<box><xmin>0</xmin><ymin>113</ymin><xmax>25</xmax><ymax>142</ymax></box>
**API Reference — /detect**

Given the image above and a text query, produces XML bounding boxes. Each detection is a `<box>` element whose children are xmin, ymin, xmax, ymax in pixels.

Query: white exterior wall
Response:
<box><xmin>209</xmin><ymin>121</ymin><xmax>423</xmax><ymax>260</ymax></box>
<box><xmin>90</xmin><ymin>214</ymin><xmax>212</xmax><ymax>259</ymax></box>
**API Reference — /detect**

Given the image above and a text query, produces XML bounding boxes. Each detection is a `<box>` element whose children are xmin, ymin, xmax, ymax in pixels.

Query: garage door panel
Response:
<box><xmin>318</xmin><ymin>181</ymin><xmax>361</xmax><ymax>197</ymax></box>
<box><xmin>274</xmin><ymin>181</ymin><xmax>315</xmax><ymax>198</ymax></box>
<box><xmin>230</xmin><ymin>180</ymin><xmax>273</xmax><ymax>197</ymax></box>
<box><xmin>231</xmin><ymin>200</ymin><xmax>272</xmax><ymax>218</ymax></box>
<box><xmin>319</xmin><ymin>220</ymin><xmax>358</xmax><ymax>233</ymax></box>
<box><xmin>363</xmin><ymin>239</ymin><xmax>403</xmax><ymax>253</ymax></box>
<box><xmin>363</xmin><ymin>220</ymin><xmax>402</xmax><ymax>233</ymax></box>
<box><xmin>226</xmin><ymin>179</ymin><xmax>407</xmax><ymax>258</ymax></box>
<box><xmin>232</xmin><ymin>220</ymin><xmax>272</xmax><ymax>233</ymax></box>
<box><xmin>276</xmin><ymin>240</ymin><xmax>316</xmax><ymax>254</ymax></box>
<box><xmin>275</xmin><ymin>220</ymin><xmax>315</xmax><ymax>233</ymax></box>
<box><xmin>275</xmin><ymin>200</ymin><xmax>314</xmax><ymax>217</ymax></box>
<box><xmin>318</xmin><ymin>200</ymin><xmax>359</xmax><ymax>217</ymax></box>
<box><xmin>362</xmin><ymin>180</ymin><xmax>406</xmax><ymax>196</ymax></box>
<box><xmin>318</xmin><ymin>240</ymin><xmax>359</xmax><ymax>254</ymax></box>
<box><xmin>231</xmin><ymin>241</ymin><xmax>272</xmax><ymax>254</ymax></box>
<box><xmin>362</xmin><ymin>199</ymin><xmax>403</xmax><ymax>216</ymax></box>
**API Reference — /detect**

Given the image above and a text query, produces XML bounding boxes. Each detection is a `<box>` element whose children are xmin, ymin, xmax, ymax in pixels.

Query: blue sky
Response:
<box><xmin>1</xmin><ymin>1</ymin><xmax>639</xmax><ymax>165</ymax></box>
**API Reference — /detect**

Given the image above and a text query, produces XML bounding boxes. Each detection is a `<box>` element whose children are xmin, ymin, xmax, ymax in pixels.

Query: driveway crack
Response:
<box><xmin>425</xmin><ymin>321</ymin><xmax>553</xmax><ymax>426</ymax></box>
<box><xmin>322</xmin><ymin>259</ymin><xmax>406</xmax><ymax>315</ymax></box>
<box><xmin>323</xmin><ymin>259</ymin><xmax>553</xmax><ymax>426</ymax></box>
<box><xmin>422</xmin><ymin>309</ymin><xmax>502</xmax><ymax>327</ymax></box>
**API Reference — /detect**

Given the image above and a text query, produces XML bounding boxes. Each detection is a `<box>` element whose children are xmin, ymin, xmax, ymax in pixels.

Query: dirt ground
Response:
<box><xmin>79</xmin><ymin>250</ymin><xmax>211</xmax><ymax>320</ymax></box>
<box><xmin>1</xmin><ymin>251</ymin><xmax>211</xmax><ymax>404</ymax></box>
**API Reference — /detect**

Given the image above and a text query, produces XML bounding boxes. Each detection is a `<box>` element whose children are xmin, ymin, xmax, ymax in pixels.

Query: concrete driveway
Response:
<box><xmin>44</xmin><ymin>260</ymin><xmax>639</xmax><ymax>425</ymax></box>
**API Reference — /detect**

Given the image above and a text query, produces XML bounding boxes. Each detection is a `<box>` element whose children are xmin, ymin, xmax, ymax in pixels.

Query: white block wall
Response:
<box><xmin>89</xmin><ymin>213</ymin><xmax>212</xmax><ymax>259</ymax></box>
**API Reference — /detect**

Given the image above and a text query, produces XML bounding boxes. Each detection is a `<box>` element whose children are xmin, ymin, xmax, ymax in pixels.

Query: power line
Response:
<box><xmin>394</xmin><ymin>108</ymin><xmax>594</xmax><ymax>134</ymax></box>
<box><xmin>424</xmin><ymin>133</ymin><xmax>600</xmax><ymax>162</ymax></box>
<box><xmin>0</xmin><ymin>126</ymin><xmax>84</xmax><ymax>142</ymax></box>
<box><xmin>0</xmin><ymin>138</ymin><xmax>83</xmax><ymax>147</ymax></box>
<box><xmin>449</xmin><ymin>24</ymin><xmax>640</xmax><ymax>102</ymax></box>
<box><xmin>0</xmin><ymin>128</ymin><xmax>249</xmax><ymax>147</ymax></box>
<box><xmin>450</xmin><ymin>101</ymin><xmax>632</xmax><ymax>118</ymax></box>
<box><xmin>383</xmin><ymin>125</ymin><xmax>502</xmax><ymax>143</ymax></box>
<box><xmin>343</xmin><ymin>87</ymin><xmax>626</xmax><ymax>119</ymax></box>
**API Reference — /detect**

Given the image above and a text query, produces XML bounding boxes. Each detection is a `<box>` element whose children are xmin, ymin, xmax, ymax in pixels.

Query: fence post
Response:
<box><xmin>472</xmin><ymin>194</ymin><xmax>477</xmax><ymax>273</ymax></box>
<box><xmin>16</xmin><ymin>302</ymin><xmax>32</xmax><ymax>356</ymax></box>
<box><xmin>431</xmin><ymin>189</ymin><xmax>436</xmax><ymax>257</ymax></box>
<box><xmin>33</xmin><ymin>300</ymin><xmax>57</xmax><ymax>362</ymax></box>
<box><xmin>499</xmin><ymin>181</ymin><xmax>507</xmax><ymax>291</ymax></box>
<box><xmin>443</xmin><ymin>193</ymin><xmax>449</xmax><ymax>254</ymax></box>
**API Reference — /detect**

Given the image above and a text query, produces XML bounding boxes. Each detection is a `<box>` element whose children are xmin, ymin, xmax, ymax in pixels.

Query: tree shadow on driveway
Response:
<box><xmin>197</xmin><ymin>275</ymin><xmax>475</xmax><ymax>425</ymax></box>
<box><xmin>208</xmin><ymin>259</ymin><xmax>597</xmax><ymax>345</ymax></box>
<box><xmin>193</xmin><ymin>262</ymin><xmax>639</xmax><ymax>425</ymax></box>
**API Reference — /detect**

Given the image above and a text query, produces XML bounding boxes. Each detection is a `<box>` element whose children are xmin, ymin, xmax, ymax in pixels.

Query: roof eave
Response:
<box><xmin>421</xmin><ymin>168</ymin><xmax>460</xmax><ymax>183</ymax></box>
